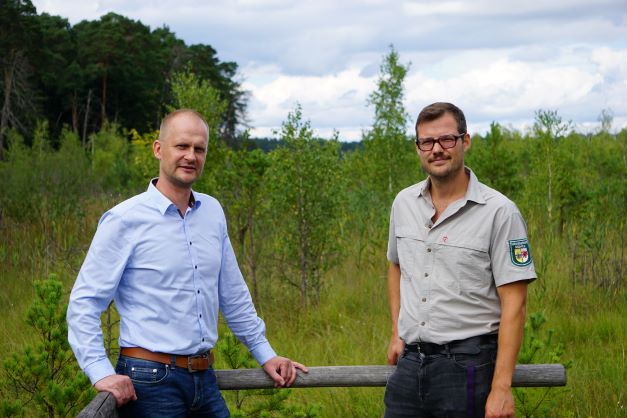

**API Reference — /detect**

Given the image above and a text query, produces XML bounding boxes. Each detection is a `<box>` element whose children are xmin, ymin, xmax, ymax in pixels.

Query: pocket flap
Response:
<box><xmin>441</xmin><ymin>236</ymin><xmax>488</xmax><ymax>253</ymax></box>
<box><xmin>396</xmin><ymin>225</ymin><xmax>424</xmax><ymax>240</ymax></box>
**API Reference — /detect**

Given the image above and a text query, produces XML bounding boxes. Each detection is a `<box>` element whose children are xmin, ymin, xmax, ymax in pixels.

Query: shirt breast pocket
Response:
<box><xmin>438</xmin><ymin>237</ymin><xmax>491</xmax><ymax>290</ymax></box>
<box><xmin>395</xmin><ymin>226</ymin><xmax>426</xmax><ymax>281</ymax></box>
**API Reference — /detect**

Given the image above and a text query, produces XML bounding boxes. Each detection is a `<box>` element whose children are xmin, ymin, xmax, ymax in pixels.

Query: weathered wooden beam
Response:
<box><xmin>77</xmin><ymin>364</ymin><xmax>566</xmax><ymax>417</ymax></box>
<box><xmin>77</xmin><ymin>391</ymin><xmax>117</xmax><ymax>418</ymax></box>
<box><xmin>215</xmin><ymin>364</ymin><xmax>567</xmax><ymax>389</ymax></box>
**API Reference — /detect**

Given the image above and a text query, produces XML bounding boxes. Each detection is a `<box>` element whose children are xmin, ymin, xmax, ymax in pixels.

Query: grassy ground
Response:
<box><xmin>1</xmin><ymin>213</ymin><xmax>625</xmax><ymax>417</ymax></box>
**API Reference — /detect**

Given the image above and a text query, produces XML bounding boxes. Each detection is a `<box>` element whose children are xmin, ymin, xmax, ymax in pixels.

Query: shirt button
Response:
<box><xmin>422</xmin><ymin>298</ymin><xmax>427</xmax><ymax>302</ymax></box>
<box><xmin>190</xmin><ymin>241</ymin><xmax>193</xmax><ymax>245</ymax></box>
<box><xmin>199</xmin><ymin>314</ymin><xmax>202</xmax><ymax>318</ymax></box>
<box><xmin>420</xmin><ymin>322</ymin><xmax>425</xmax><ymax>326</ymax></box>
<box><xmin>195</xmin><ymin>265</ymin><xmax>198</xmax><ymax>269</ymax></box>
<box><xmin>197</xmin><ymin>290</ymin><xmax>200</xmax><ymax>294</ymax></box>
<box><xmin>202</xmin><ymin>338</ymin><xmax>205</xmax><ymax>342</ymax></box>
<box><xmin>424</xmin><ymin>273</ymin><xmax>429</xmax><ymax>277</ymax></box>
<box><xmin>427</xmin><ymin>248</ymin><xmax>432</xmax><ymax>252</ymax></box>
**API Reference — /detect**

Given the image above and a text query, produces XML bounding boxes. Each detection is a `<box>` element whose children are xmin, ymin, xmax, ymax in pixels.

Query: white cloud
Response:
<box><xmin>401</xmin><ymin>1</ymin><xmax>466</xmax><ymax>16</ymax></box>
<box><xmin>31</xmin><ymin>0</ymin><xmax>627</xmax><ymax>138</ymax></box>
<box><xmin>243</xmin><ymin>66</ymin><xmax>376</xmax><ymax>140</ymax></box>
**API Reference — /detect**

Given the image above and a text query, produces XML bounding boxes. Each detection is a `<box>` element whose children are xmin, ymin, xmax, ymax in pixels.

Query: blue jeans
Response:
<box><xmin>384</xmin><ymin>337</ymin><xmax>497</xmax><ymax>418</ymax></box>
<box><xmin>115</xmin><ymin>355</ymin><xmax>230</xmax><ymax>418</ymax></box>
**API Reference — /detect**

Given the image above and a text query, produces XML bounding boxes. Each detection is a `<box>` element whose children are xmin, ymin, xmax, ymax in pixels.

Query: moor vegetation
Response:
<box><xmin>1</xmin><ymin>1</ymin><xmax>625</xmax><ymax>417</ymax></box>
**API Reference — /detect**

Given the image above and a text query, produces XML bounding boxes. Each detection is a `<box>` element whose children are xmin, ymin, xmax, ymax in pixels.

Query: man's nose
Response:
<box><xmin>184</xmin><ymin>148</ymin><xmax>195</xmax><ymax>159</ymax></box>
<box><xmin>432</xmin><ymin>139</ymin><xmax>445</xmax><ymax>152</ymax></box>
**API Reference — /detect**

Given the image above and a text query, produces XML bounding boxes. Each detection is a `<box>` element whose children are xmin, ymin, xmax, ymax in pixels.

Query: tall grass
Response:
<box><xmin>1</xmin><ymin>196</ymin><xmax>625</xmax><ymax>416</ymax></box>
<box><xmin>1</xmin><ymin>125</ymin><xmax>625</xmax><ymax>416</ymax></box>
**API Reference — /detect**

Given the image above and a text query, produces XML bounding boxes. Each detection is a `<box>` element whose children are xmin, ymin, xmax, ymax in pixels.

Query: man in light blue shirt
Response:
<box><xmin>67</xmin><ymin>109</ymin><xmax>307</xmax><ymax>417</ymax></box>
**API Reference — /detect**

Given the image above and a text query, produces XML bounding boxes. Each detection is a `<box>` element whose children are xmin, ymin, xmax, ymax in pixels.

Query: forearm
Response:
<box><xmin>492</xmin><ymin>308</ymin><xmax>525</xmax><ymax>390</ymax></box>
<box><xmin>387</xmin><ymin>263</ymin><xmax>401</xmax><ymax>337</ymax></box>
<box><xmin>492</xmin><ymin>281</ymin><xmax>528</xmax><ymax>391</ymax></box>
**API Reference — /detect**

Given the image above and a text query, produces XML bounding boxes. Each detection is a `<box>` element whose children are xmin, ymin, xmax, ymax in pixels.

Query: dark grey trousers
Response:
<box><xmin>384</xmin><ymin>336</ymin><xmax>497</xmax><ymax>418</ymax></box>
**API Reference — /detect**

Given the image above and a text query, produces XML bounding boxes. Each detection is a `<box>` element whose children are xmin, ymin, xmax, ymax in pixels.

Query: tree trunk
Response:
<box><xmin>82</xmin><ymin>89</ymin><xmax>92</xmax><ymax>146</ymax></box>
<box><xmin>100</xmin><ymin>71</ymin><xmax>108</xmax><ymax>127</ymax></box>
<box><xmin>0</xmin><ymin>55</ymin><xmax>15</xmax><ymax>160</ymax></box>
<box><xmin>298</xmin><ymin>176</ymin><xmax>308</xmax><ymax>306</ymax></box>
<box><xmin>71</xmin><ymin>90</ymin><xmax>78</xmax><ymax>133</ymax></box>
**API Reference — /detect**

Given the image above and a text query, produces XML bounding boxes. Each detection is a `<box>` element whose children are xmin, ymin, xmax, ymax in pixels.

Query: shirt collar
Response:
<box><xmin>147</xmin><ymin>178</ymin><xmax>202</xmax><ymax>215</ymax></box>
<box><xmin>416</xmin><ymin>167</ymin><xmax>486</xmax><ymax>205</ymax></box>
<box><xmin>464</xmin><ymin>168</ymin><xmax>486</xmax><ymax>204</ymax></box>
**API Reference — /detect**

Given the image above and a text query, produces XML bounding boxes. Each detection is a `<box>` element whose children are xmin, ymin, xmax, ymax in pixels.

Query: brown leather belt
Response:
<box><xmin>120</xmin><ymin>347</ymin><xmax>214</xmax><ymax>372</ymax></box>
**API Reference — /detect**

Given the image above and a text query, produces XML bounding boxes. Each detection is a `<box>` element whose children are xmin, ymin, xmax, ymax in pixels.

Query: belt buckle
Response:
<box><xmin>187</xmin><ymin>353</ymin><xmax>207</xmax><ymax>373</ymax></box>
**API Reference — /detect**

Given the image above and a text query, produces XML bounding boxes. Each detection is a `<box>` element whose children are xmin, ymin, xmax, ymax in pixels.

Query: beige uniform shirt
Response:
<box><xmin>387</xmin><ymin>168</ymin><xmax>536</xmax><ymax>345</ymax></box>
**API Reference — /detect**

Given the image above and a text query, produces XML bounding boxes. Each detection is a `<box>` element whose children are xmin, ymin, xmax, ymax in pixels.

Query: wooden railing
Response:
<box><xmin>77</xmin><ymin>364</ymin><xmax>566</xmax><ymax>417</ymax></box>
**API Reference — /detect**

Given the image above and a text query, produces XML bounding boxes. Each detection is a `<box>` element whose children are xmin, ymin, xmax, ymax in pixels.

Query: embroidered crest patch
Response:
<box><xmin>509</xmin><ymin>238</ymin><xmax>532</xmax><ymax>267</ymax></box>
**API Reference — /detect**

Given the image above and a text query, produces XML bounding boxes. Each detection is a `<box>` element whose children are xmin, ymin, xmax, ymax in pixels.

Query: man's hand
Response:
<box><xmin>94</xmin><ymin>374</ymin><xmax>137</xmax><ymax>407</ymax></box>
<box><xmin>262</xmin><ymin>356</ymin><xmax>308</xmax><ymax>387</ymax></box>
<box><xmin>387</xmin><ymin>335</ymin><xmax>405</xmax><ymax>365</ymax></box>
<box><xmin>485</xmin><ymin>385</ymin><xmax>515</xmax><ymax>417</ymax></box>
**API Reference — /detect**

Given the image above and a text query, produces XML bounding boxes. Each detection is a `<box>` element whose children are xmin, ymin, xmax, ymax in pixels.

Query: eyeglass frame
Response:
<box><xmin>415</xmin><ymin>133</ymin><xmax>466</xmax><ymax>151</ymax></box>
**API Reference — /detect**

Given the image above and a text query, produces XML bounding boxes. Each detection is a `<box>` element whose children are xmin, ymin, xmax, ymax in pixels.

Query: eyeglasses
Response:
<box><xmin>415</xmin><ymin>133</ymin><xmax>465</xmax><ymax>151</ymax></box>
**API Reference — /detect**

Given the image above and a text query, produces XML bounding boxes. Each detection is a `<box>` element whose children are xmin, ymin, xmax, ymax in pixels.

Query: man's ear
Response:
<box><xmin>462</xmin><ymin>133</ymin><xmax>471</xmax><ymax>153</ymax></box>
<box><xmin>153</xmin><ymin>140</ymin><xmax>162</xmax><ymax>160</ymax></box>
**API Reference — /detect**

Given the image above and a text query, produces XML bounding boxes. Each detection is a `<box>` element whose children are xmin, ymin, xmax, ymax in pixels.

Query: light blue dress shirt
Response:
<box><xmin>67</xmin><ymin>180</ymin><xmax>276</xmax><ymax>384</ymax></box>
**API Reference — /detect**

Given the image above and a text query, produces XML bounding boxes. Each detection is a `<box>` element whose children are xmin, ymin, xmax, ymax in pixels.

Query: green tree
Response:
<box><xmin>465</xmin><ymin>122</ymin><xmax>524</xmax><ymax>200</ymax></box>
<box><xmin>128</xmin><ymin>128</ymin><xmax>160</xmax><ymax>191</ymax></box>
<box><xmin>74</xmin><ymin>12</ymin><xmax>163</xmax><ymax>132</ymax></box>
<box><xmin>168</xmin><ymin>68</ymin><xmax>228</xmax><ymax>195</ymax></box>
<box><xmin>569</xmin><ymin>128</ymin><xmax>626</xmax><ymax>289</ymax></box>
<box><xmin>186</xmin><ymin>44</ymin><xmax>247</xmax><ymax>142</ymax></box>
<box><xmin>167</xmin><ymin>68</ymin><xmax>227</xmax><ymax>141</ymax></box>
<box><xmin>218</xmin><ymin>145</ymin><xmax>270</xmax><ymax>306</ymax></box>
<box><xmin>347</xmin><ymin>46</ymin><xmax>415</xmax><ymax>268</ymax></box>
<box><xmin>34</xmin><ymin>13</ymin><xmax>84</xmax><ymax>138</ymax></box>
<box><xmin>597</xmin><ymin>108</ymin><xmax>613</xmax><ymax>133</ymax></box>
<box><xmin>1</xmin><ymin>276</ymin><xmax>93</xmax><ymax>417</ymax></box>
<box><xmin>266</xmin><ymin>105</ymin><xmax>343</xmax><ymax>306</ymax></box>
<box><xmin>524</xmin><ymin>109</ymin><xmax>576</xmax><ymax>234</ymax></box>
<box><xmin>362</xmin><ymin>45</ymin><xmax>414</xmax><ymax>206</ymax></box>
<box><xmin>514</xmin><ymin>312</ymin><xmax>571</xmax><ymax>418</ymax></box>
<box><xmin>0</xmin><ymin>123</ymin><xmax>92</xmax><ymax>221</ymax></box>
<box><xmin>89</xmin><ymin>123</ymin><xmax>131</xmax><ymax>193</ymax></box>
<box><xmin>0</xmin><ymin>0</ymin><xmax>40</xmax><ymax>159</ymax></box>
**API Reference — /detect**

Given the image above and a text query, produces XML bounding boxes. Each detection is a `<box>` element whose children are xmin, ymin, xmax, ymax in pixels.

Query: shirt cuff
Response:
<box><xmin>84</xmin><ymin>358</ymin><xmax>116</xmax><ymax>385</ymax></box>
<box><xmin>249</xmin><ymin>342</ymin><xmax>277</xmax><ymax>366</ymax></box>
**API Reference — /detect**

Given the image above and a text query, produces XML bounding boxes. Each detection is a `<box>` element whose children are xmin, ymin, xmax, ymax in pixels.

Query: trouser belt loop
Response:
<box><xmin>170</xmin><ymin>355</ymin><xmax>176</xmax><ymax>368</ymax></box>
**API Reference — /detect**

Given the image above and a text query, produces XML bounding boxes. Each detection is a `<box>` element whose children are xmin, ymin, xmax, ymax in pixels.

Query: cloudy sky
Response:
<box><xmin>33</xmin><ymin>0</ymin><xmax>627</xmax><ymax>141</ymax></box>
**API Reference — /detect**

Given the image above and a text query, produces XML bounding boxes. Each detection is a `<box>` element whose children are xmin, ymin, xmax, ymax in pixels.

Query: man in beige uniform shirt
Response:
<box><xmin>384</xmin><ymin>102</ymin><xmax>536</xmax><ymax>418</ymax></box>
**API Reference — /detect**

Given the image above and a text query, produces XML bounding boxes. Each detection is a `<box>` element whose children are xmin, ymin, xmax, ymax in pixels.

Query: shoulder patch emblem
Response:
<box><xmin>509</xmin><ymin>238</ymin><xmax>532</xmax><ymax>267</ymax></box>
